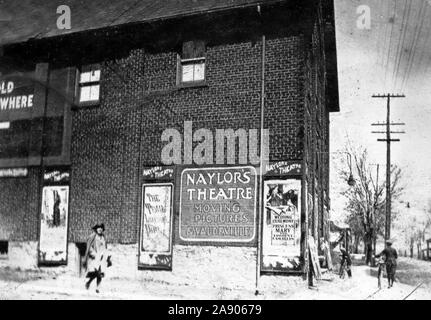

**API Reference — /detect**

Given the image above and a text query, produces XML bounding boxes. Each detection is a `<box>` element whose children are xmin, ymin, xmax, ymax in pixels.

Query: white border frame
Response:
<box><xmin>38</xmin><ymin>185</ymin><xmax>70</xmax><ymax>264</ymax></box>
<box><xmin>262</xmin><ymin>179</ymin><xmax>302</xmax><ymax>257</ymax></box>
<box><xmin>179</xmin><ymin>166</ymin><xmax>257</xmax><ymax>243</ymax></box>
<box><xmin>139</xmin><ymin>183</ymin><xmax>174</xmax><ymax>257</ymax></box>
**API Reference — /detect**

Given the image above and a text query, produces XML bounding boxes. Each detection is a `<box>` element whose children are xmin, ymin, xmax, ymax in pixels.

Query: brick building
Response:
<box><xmin>0</xmin><ymin>0</ymin><xmax>339</xmax><ymax>289</ymax></box>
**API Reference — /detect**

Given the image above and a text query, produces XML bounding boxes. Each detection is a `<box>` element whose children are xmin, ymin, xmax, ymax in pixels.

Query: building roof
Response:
<box><xmin>0</xmin><ymin>0</ymin><xmax>285</xmax><ymax>46</ymax></box>
<box><xmin>0</xmin><ymin>0</ymin><xmax>339</xmax><ymax>111</ymax></box>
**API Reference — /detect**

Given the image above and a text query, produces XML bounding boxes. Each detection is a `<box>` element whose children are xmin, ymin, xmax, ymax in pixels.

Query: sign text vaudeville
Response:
<box><xmin>179</xmin><ymin>166</ymin><xmax>257</xmax><ymax>242</ymax></box>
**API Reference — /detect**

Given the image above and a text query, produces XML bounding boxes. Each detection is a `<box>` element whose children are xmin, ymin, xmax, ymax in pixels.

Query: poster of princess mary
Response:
<box><xmin>39</xmin><ymin>186</ymin><xmax>69</xmax><ymax>265</ymax></box>
<box><xmin>262</xmin><ymin>179</ymin><xmax>301</xmax><ymax>272</ymax></box>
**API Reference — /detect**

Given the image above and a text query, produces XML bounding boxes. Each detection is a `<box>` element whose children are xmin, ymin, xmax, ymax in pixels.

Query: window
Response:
<box><xmin>178</xmin><ymin>40</ymin><xmax>206</xmax><ymax>85</ymax></box>
<box><xmin>77</xmin><ymin>65</ymin><xmax>100</xmax><ymax>104</ymax></box>
<box><xmin>0</xmin><ymin>241</ymin><xmax>8</xmax><ymax>259</ymax></box>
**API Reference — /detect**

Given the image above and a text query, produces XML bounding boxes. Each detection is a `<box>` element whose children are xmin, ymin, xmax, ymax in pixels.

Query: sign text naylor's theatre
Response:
<box><xmin>0</xmin><ymin>80</ymin><xmax>34</xmax><ymax>111</ymax></box>
<box><xmin>179</xmin><ymin>166</ymin><xmax>257</xmax><ymax>242</ymax></box>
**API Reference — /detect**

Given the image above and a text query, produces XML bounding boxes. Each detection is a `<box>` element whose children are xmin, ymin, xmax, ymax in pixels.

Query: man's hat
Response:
<box><xmin>92</xmin><ymin>223</ymin><xmax>105</xmax><ymax>231</ymax></box>
<box><xmin>385</xmin><ymin>238</ymin><xmax>394</xmax><ymax>245</ymax></box>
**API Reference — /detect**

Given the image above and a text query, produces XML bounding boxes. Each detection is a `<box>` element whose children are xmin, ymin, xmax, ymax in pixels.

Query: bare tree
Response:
<box><xmin>400</xmin><ymin>204</ymin><xmax>431</xmax><ymax>259</ymax></box>
<box><xmin>339</xmin><ymin>146</ymin><xmax>404</xmax><ymax>265</ymax></box>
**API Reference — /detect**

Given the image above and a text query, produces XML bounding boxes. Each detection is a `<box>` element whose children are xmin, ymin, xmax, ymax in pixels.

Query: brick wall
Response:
<box><xmin>68</xmin><ymin>34</ymin><xmax>306</xmax><ymax>244</ymax></box>
<box><xmin>0</xmin><ymin>168</ymin><xmax>39</xmax><ymax>241</ymax></box>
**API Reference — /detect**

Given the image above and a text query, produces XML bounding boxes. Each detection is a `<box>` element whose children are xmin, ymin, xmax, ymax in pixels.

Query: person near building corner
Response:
<box><xmin>376</xmin><ymin>239</ymin><xmax>398</xmax><ymax>289</ymax></box>
<box><xmin>339</xmin><ymin>244</ymin><xmax>352</xmax><ymax>278</ymax></box>
<box><xmin>83</xmin><ymin>223</ymin><xmax>111</xmax><ymax>293</ymax></box>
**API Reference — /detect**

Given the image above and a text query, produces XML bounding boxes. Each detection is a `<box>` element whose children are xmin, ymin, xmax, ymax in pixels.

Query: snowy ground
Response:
<box><xmin>0</xmin><ymin>257</ymin><xmax>430</xmax><ymax>300</ymax></box>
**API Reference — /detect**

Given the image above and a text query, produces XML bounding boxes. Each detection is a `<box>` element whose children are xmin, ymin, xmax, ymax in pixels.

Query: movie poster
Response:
<box><xmin>139</xmin><ymin>183</ymin><xmax>173</xmax><ymax>270</ymax></box>
<box><xmin>39</xmin><ymin>186</ymin><xmax>69</xmax><ymax>264</ymax></box>
<box><xmin>262</xmin><ymin>179</ymin><xmax>301</xmax><ymax>272</ymax></box>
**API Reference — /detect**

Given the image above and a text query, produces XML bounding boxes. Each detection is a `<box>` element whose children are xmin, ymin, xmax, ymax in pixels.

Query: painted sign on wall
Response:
<box><xmin>0</xmin><ymin>77</ymin><xmax>34</xmax><ymax>121</ymax></box>
<box><xmin>139</xmin><ymin>183</ymin><xmax>173</xmax><ymax>270</ymax></box>
<box><xmin>265</xmin><ymin>161</ymin><xmax>302</xmax><ymax>176</ymax></box>
<box><xmin>39</xmin><ymin>185</ymin><xmax>69</xmax><ymax>265</ymax></box>
<box><xmin>179</xmin><ymin>166</ymin><xmax>257</xmax><ymax>242</ymax></box>
<box><xmin>262</xmin><ymin>179</ymin><xmax>302</xmax><ymax>272</ymax></box>
<box><xmin>0</xmin><ymin>167</ymin><xmax>28</xmax><ymax>178</ymax></box>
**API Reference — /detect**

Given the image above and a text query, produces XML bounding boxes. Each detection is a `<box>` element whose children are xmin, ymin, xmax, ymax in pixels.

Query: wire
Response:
<box><xmin>391</xmin><ymin>0</ymin><xmax>409</xmax><ymax>89</ymax></box>
<box><xmin>393</xmin><ymin>0</ymin><xmax>412</xmax><ymax>89</ymax></box>
<box><xmin>380</xmin><ymin>1</ymin><xmax>391</xmax><ymax>68</ymax></box>
<box><xmin>401</xmin><ymin>0</ymin><xmax>427</xmax><ymax>89</ymax></box>
<box><xmin>414</xmin><ymin>8</ymin><xmax>431</xmax><ymax>83</ymax></box>
<box><xmin>384</xmin><ymin>0</ymin><xmax>398</xmax><ymax>87</ymax></box>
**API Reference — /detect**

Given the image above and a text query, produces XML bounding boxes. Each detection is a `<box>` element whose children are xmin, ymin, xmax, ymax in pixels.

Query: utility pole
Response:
<box><xmin>371</xmin><ymin>94</ymin><xmax>405</xmax><ymax>242</ymax></box>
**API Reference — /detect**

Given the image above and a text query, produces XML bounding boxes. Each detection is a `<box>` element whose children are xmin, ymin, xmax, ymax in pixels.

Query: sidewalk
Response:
<box><xmin>1</xmin><ymin>260</ymin><xmax>430</xmax><ymax>300</ymax></box>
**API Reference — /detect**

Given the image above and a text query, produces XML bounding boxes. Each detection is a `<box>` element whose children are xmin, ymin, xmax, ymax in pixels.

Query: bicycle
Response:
<box><xmin>376</xmin><ymin>256</ymin><xmax>386</xmax><ymax>289</ymax></box>
<box><xmin>339</xmin><ymin>259</ymin><xmax>352</xmax><ymax>279</ymax></box>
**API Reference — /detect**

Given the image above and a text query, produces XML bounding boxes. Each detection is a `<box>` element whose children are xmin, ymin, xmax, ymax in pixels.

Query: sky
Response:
<box><xmin>330</xmin><ymin>0</ymin><xmax>431</xmax><ymax>222</ymax></box>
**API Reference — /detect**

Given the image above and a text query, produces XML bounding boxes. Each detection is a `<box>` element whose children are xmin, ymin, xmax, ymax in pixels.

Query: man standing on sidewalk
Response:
<box><xmin>377</xmin><ymin>239</ymin><xmax>398</xmax><ymax>289</ymax></box>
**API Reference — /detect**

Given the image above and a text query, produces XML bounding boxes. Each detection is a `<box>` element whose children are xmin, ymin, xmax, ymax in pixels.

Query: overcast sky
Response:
<box><xmin>330</xmin><ymin>0</ymin><xmax>431</xmax><ymax>218</ymax></box>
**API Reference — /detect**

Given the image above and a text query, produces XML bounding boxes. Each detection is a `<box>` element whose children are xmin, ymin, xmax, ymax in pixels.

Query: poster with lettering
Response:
<box><xmin>0</xmin><ymin>76</ymin><xmax>35</xmax><ymax>122</ymax></box>
<box><xmin>39</xmin><ymin>186</ymin><xmax>69</xmax><ymax>265</ymax></box>
<box><xmin>139</xmin><ymin>183</ymin><xmax>173</xmax><ymax>269</ymax></box>
<box><xmin>262</xmin><ymin>179</ymin><xmax>302</xmax><ymax>272</ymax></box>
<box><xmin>179</xmin><ymin>166</ymin><xmax>257</xmax><ymax>243</ymax></box>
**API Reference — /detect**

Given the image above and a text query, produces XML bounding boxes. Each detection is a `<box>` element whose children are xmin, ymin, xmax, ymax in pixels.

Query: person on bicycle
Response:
<box><xmin>339</xmin><ymin>244</ymin><xmax>352</xmax><ymax>278</ymax></box>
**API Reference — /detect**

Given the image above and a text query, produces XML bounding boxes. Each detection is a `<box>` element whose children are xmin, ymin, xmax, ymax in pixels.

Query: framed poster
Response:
<box><xmin>261</xmin><ymin>179</ymin><xmax>302</xmax><ymax>273</ymax></box>
<box><xmin>39</xmin><ymin>185</ymin><xmax>69</xmax><ymax>265</ymax></box>
<box><xmin>179</xmin><ymin>166</ymin><xmax>257</xmax><ymax>243</ymax></box>
<box><xmin>139</xmin><ymin>183</ymin><xmax>174</xmax><ymax>270</ymax></box>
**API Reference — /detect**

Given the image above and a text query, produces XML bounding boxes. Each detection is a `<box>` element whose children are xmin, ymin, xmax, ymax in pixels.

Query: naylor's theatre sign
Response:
<box><xmin>179</xmin><ymin>166</ymin><xmax>257</xmax><ymax>242</ymax></box>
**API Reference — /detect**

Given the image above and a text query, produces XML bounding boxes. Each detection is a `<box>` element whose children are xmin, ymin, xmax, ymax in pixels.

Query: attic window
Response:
<box><xmin>178</xmin><ymin>40</ymin><xmax>206</xmax><ymax>85</ymax></box>
<box><xmin>77</xmin><ymin>65</ymin><xmax>101</xmax><ymax>105</ymax></box>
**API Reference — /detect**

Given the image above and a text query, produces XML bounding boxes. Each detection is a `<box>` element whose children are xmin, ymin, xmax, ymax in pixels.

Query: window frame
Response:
<box><xmin>177</xmin><ymin>41</ymin><xmax>207</xmax><ymax>88</ymax></box>
<box><xmin>75</xmin><ymin>64</ymin><xmax>101</xmax><ymax>107</ymax></box>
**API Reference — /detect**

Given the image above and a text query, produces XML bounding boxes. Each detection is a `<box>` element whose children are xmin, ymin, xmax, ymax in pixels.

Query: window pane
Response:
<box><xmin>182</xmin><ymin>64</ymin><xmax>194</xmax><ymax>82</ymax></box>
<box><xmin>79</xmin><ymin>72</ymin><xmax>91</xmax><ymax>83</ymax></box>
<box><xmin>90</xmin><ymin>85</ymin><xmax>100</xmax><ymax>101</ymax></box>
<box><xmin>194</xmin><ymin>63</ymin><xmax>205</xmax><ymax>81</ymax></box>
<box><xmin>79</xmin><ymin>86</ymin><xmax>91</xmax><ymax>102</ymax></box>
<box><xmin>90</xmin><ymin>70</ymin><xmax>101</xmax><ymax>82</ymax></box>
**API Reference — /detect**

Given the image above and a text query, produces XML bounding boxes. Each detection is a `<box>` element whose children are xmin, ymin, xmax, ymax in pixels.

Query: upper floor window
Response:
<box><xmin>178</xmin><ymin>40</ymin><xmax>206</xmax><ymax>85</ymax></box>
<box><xmin>77</xmin><ymin>65</ymin><xmax>100</xmax><ymax>105</ymax></box>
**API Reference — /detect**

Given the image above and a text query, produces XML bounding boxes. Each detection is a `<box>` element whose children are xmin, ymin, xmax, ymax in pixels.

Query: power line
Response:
<box><xmin>393</xmin><ymin>0</ymin><xmax>413</xmax><ymax>89</ymax></box>
<box><xmin>379</xmin><ymin>1</ymin><xmax>392</xmax><ymax>68</ymax></box>
<box><xmin>411</xmin><ymin>3</ymin><xmax>431</xmax><ymax>86</ymax></box>
<box><xmin>391</xmin><ymin>0</ymin><xmax>409</xmax><ymax>88</ymax></box>
<box><xmin>384</xmin><ymin>0</ymin><xmax>398</xmax><ymax>87</ymax></box>
<box><xmin>401</xmin><ymin>1</ymin><xmax>427</xmax><ymax>89</ymax></box>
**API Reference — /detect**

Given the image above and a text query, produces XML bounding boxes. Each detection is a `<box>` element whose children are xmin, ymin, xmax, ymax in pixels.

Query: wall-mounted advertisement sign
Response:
<box><xmin>142</xmin><ymin>166</ymin><xmax>174</xmax><ymax>181</ymax></box>
<box><xmin>179</xmin><ymin>166</ymin><xmax>257</xmax><ymax>243</ymax></box>
<box><xmin>265</xmin><ymin>161</ymin><xmax>301</xmax><ymax>177</ymax></box>
<box><xmin>38</xmin><ymin>167</ymin><xmax>70</xmax><ymax>266</ymax></box>
<box><xmin>139</xmin><ymin>183</ymin><xmax>174</xmax><ymax>270</ymax></box>
<box><xmin>39</xmin><ymin>185</ymin><xmax>69</xmax><ymax>265</ymax></box>
<box><xmin>0</xmin><ymin>76</ymin><xmax>35</xmax><ymax>121</ymax></box>
<box><xmin>262</xmin><ymin>179</ymin><xmax>302</xmax><ymax>273</ymax></box>
<box><xmin>0</xmin><ymin>167</ymin><xmax>28</xmax><ymax>178</ymax></box>
<box><xmin>43</xmin><ymin>168</ymin><xmax>70</xmax><ymax>184</ymax></box>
